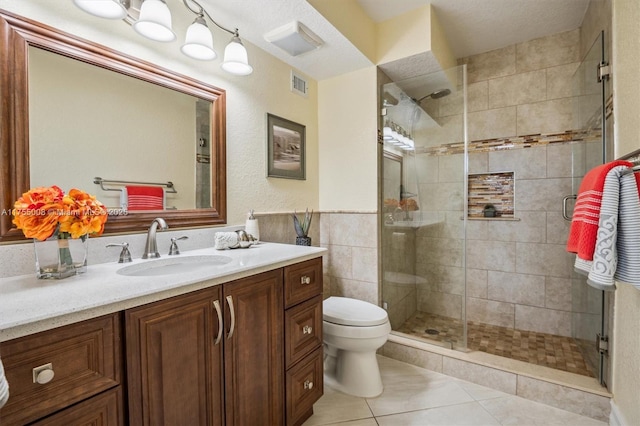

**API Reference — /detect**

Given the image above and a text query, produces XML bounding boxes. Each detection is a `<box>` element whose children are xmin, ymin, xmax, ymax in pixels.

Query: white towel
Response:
<box><xmin>0</xmin><ymin>356</ymin><xmax>9</xmax><ymax>409</ymax></box>
<box><xmin>575</xmin><ymin>166</ymin><xmax>640</xmax><ymax>290</ymax></box>
<box><xmin>214</xmin><ymin>232</ymin><xmax>239</xmax><ymax>250</ymax></box>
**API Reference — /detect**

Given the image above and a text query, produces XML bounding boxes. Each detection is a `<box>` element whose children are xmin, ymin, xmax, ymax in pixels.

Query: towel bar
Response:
<box><xmin>93</xmin><ymin>177</ymin><xmax>178</xmax><ymax>193</ymax></box>
<box><xmin>620</xmin><ymin>165</ymin><xmax>640</xmax><ymax>176</ymax></box>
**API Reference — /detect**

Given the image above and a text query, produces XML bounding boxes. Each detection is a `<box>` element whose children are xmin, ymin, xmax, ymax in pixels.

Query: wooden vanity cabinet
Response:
<box><xmin>0</xmin><ymin>257</ymin><xmax>323</xmax><ymax>426</ymax></box>
<box><xmin>125</xmin><ymin>268</ymin><xmax>284</xmax><ymax>426</ymax></box>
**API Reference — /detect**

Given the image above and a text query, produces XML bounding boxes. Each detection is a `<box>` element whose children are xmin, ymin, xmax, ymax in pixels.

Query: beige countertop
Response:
<box><xmin>0</xmin><ymin>242</ymin><xmax>326</xmax><ymax>342</ymax></box>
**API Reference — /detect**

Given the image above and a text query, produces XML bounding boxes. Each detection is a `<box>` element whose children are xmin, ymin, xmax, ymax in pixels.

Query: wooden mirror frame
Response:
<box><xmin>0</xmin><ymin>10</ymin><xmax>227</xmax><ymax>242</ymax></box>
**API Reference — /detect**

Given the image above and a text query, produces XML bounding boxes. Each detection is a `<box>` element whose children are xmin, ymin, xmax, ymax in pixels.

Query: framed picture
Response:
<box><xmin>266</xmin><ymin>113</ymin><xmax>306</xmax><ymax>180</ymax></box>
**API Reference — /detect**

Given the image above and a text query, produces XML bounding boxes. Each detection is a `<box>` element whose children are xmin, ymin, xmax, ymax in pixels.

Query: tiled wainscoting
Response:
<box><xmin>258</xmin><ymin>210</ymin><xmax>378</xmax><ymax>302</ymax></box>
<box><xmin>381</xmin><ymin>336</ymin><xmax>611</xmax><ymax>422</ymax></box>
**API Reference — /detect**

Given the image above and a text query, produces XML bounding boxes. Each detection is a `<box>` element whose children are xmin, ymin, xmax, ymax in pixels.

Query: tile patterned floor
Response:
<box><xmin>397</xmin><ymin>311</ymin><xmax>595</xmax><ymax>377</ymax></box>
<box><xmin>303</xmin><ymin>356</ymin><xmax>607</xmax><ymax>426</ymax></box>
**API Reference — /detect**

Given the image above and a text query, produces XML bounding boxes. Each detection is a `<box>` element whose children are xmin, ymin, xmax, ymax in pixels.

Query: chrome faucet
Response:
<box><xmin>142</xmin><ymin>218</ymin><xmax>168</xmax><ymax>259</ymax></box>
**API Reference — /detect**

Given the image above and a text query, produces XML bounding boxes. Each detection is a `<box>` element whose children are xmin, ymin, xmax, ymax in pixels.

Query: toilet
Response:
<box><xmin>322</xmin><ymin>296</ymin><xmax>391</xmax><ymax>398</ymax></box>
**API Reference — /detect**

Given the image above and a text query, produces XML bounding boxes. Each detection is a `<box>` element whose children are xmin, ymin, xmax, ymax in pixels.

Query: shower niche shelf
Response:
<box><xmin>467</xmin><ymin>171</ymin><xmax>516</xmax><ymax>219</ymax></box>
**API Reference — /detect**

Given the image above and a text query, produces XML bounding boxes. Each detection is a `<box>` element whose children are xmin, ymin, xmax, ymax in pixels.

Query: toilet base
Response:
<box><xmin>324</xmin><ymin>349</ymin><xmax>384</xmax><ymax>398</ymax></box>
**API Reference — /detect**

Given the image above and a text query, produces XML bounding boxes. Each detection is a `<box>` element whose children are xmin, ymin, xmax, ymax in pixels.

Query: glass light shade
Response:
<box><xmin>221</xmin><ymin>37</ymin><xmax>253</xmax><ymax>75</ymax></box>
<box><xmin>133</xmin><ymin>0</ymin><xmax>176</xmax><ymax>42</ymax></box>
<box><xmin>383</xmin><ymin>126</ymin><xmax>394</xmax><ymax>141</ymax></box>
<box><xmin>73</xmin><ymin>0</ymin><xmax>127</xmax><ymax>19</ymax></box>
<box><xmin>181</xmin><ymin>18</ymin><xmax>217</xmax><ymax>60</ymax></box>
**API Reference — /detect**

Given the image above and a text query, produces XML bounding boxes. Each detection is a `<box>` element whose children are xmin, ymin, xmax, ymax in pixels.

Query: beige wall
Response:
<box><xmin>318</xmin><ymin>67</ymin><xmax>378</xmax><ymax>211</ymax></box>
<box><xmin>611</xmin><ymin>0</ymin><xmax>640</xmax><ymax>424</ymax></box>
<box><xmin>2</xmin><ymin>0</ymin><xmax>319</xmax><ymax>226</ymax></box>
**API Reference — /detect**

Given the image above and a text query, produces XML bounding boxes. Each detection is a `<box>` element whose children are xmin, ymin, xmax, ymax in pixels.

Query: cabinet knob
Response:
<box><xmin>302</xmin><ymin>325</ymin><xmax>313</xmax><ymax>335</ymax></box>
<box><xmin>303</xmin><ymin>380</ymin><xmax>313</xmax><ymax>390</ymax></box>
<box><xmin>300</xmin><ymin>275</ymin><xmax>311</xmax><ymax>285</ymax></box>
<box><xmin>33</xmin><ymin>363</ymin><xmax>55</xmax><ymax>385</ymax></box>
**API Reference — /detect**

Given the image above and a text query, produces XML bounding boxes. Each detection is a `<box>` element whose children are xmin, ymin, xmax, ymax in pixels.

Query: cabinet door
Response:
<box><xmin>126</xmin><ymin>287</ymin><xmax>224</xmax><ymax>426</ymax></box>
<box><xmin>223</xmin><ymin>269</ymin><xmax>284</xmax><ymax>426</ymax></box>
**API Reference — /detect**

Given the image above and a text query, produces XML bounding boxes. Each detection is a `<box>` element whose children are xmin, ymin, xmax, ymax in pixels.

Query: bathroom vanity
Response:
<box><xmin>0</xmin><ymin>243</ymin><xmax>325</xmax><ymax>426</ymax></box>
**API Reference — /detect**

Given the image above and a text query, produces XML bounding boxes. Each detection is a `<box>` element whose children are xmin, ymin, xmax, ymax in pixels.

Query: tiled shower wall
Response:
<box><xmin>464</xmin><ymin>143</ymin><xmax>601</xmax><ymax>337</ymax></box>
<box><xmin>412</xmin><ymin>29</ymin><xmax>604</xmax><ymax>337</ymax></box>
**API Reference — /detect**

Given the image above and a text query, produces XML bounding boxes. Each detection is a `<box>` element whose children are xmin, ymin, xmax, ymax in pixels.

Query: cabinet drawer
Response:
<box><xmin>31</xmin><ymin>387</ymin><xmax>124</xmax><ymax>426</ymax></box>
<box><xmin>285</xmin><ymin>347</ymin><xmax>323</xmax><ymax>426</ymax></box>
<box><xmin>284</xmin><ymin>257</ymin><xmax>323</xmax><ymax>308</ymax></box>
<box><xmin>285</xmin><ymin>295</ymin><xmax>323</xmax><ymax>368</ymax></box>
<box><xmin>0</xmin><ymin>313</ymin><xmax>122</xmax><ymax>426</ymax></box>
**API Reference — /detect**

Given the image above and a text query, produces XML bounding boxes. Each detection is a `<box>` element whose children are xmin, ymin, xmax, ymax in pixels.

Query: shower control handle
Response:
<box><xmin>562</xmin><ymin>194</ymin><xmax>577</xmax><ymax>221</ymax></box>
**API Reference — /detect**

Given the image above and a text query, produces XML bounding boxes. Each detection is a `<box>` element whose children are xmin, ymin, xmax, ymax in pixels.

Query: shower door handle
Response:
<box><xmin>562</xmin><ymin>194</ymin><xmax>577</xmax><ymax>221</ymax></box>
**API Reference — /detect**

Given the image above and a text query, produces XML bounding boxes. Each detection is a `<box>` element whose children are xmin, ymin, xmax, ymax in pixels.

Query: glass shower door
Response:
<box><xmin>380</xmin><ymin>65</ymin><xmax>468</xmax><ymax>350</ymax></box>
<box><xmin>570</xmin><ymin>31</ymin><xmax>608</xmax><ymax>386</ymax></box>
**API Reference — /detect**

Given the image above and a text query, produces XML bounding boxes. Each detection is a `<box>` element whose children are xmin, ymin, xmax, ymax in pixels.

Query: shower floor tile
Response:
<box><xmin>397</xmin><ymin>311</ymin><xmax>595</xmax><ymax>378</ymax></box>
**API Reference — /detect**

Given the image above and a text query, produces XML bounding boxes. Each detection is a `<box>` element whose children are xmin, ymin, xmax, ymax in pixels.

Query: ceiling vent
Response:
<box><xmin>291</xmin><ymin>70</ymin><xmax>309</xmax><ymax>97</ymax></box>
<box><xmin>264</xmin><ymin>21</ymin><xmax>323</xmax><ymax>57</ymax></box>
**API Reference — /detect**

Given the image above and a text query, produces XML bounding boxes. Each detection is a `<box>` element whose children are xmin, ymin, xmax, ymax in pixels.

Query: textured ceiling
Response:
<box><xmin>357</xmin><ymin>0</ymin><xmax>591</xmax><ymax>58</ymax></box>
<box><xmin>203</xmin><ymin>0</ymin><xmax>590</xmax><ymax>81</ymax></box>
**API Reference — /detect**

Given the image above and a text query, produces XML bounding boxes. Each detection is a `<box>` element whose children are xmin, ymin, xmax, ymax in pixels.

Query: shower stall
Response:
<box><xmin>380</xmin><ymin>32</ymin><xmax>609</xmax><ymax>385</ymax></box>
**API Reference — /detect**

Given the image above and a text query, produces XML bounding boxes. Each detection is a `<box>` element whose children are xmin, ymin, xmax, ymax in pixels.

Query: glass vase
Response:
<box><xmin>34</xmin><ymin>233</ymin><xmax>88</xmax><ymax>279</ymax></box>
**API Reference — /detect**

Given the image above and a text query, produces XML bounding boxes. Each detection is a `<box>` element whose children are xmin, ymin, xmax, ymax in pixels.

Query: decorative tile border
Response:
<box><xmin>417</xmin><ymin>129</ymin><xmax>602</xmax><ymax>156</ymax></box>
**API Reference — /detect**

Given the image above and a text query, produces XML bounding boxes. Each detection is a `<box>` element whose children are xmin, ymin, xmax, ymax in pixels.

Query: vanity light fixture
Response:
<box><xmin>73</xmin><ymin>0</ymin><xmax>128</xmax><ymax>19</ymax></box>
<box><xmin>72</xmin><ymin>0</ymin><xmax>253</xmax><ymax>75</ymax></box>
<box><xmin>133</xmin><ymin>0</ymin><xmax>176</xmax><ymax>42</ymax></box>
<box><xmin>181</xmin><ymin>16</ymin><xmax>216</xmax><ymax>60</ymax></box>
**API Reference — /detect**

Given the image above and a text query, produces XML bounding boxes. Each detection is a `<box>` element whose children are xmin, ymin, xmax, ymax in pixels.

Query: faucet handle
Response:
<box><xmin>168</xmin><ymin>236</ymin><xmax>188</xmax><ymax>256</ymax></box>
<box><xmin>106</xmin><ymin>242</ymin><xmax>132</xmax><ymax>263</ymax></box>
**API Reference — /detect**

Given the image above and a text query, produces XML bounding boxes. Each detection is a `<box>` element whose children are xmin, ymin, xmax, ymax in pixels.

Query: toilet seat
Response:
<box><xmin>323</xmin><ymin>296</ymin><xmax>388</xmax><ymax>327</ymax></box>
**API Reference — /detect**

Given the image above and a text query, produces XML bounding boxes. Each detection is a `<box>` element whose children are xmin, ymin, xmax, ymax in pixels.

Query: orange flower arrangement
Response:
<box><xmin>399</xmin><ymin>198</ymin><xmax>419</xmax><ymax>211</ymax></box>
<box><xmin>12</xmin><ymin>185</ymin><xmax>108</xmax><ymax>241</ymax></box>
<box><xmin>384</xmin><ymin>198</ymin><xmax>399</xmax><ymax>213</ymax></box>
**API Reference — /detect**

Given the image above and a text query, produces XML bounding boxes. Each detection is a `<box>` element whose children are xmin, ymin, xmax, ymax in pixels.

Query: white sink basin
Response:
<box><xmin>117</xmin><ymin>255</ymin><xmax>233</xmax><ymax>277</ymax></box>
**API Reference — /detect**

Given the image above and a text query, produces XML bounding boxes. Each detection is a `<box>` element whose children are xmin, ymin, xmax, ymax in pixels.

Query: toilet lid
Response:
<box><xmin>323</xmin><ymin>297</ymin><xmax>389</xmax><ymax>327</ymax></box>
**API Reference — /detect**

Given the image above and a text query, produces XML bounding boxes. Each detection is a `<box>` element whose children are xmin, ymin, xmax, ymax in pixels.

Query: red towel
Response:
<box><xmin>125</xmin><ymin>186</ymin><xmax>164</xmax><ymax>211</ymax></box>
<box><xmin>567</xmin><ymin>160</ymin><xmax>633</xmax><ymax>260</ymax></box>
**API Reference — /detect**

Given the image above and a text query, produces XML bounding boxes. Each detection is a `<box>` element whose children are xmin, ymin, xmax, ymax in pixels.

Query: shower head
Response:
<box><xmin>382</xmin><ymin>92</ymin><xmax>399</xmax><ymax>107</ymax></box>
<box><xmin>414</xmin><ymin>88</ymin><xmax>452</xmax><ymax>103</ymax></box>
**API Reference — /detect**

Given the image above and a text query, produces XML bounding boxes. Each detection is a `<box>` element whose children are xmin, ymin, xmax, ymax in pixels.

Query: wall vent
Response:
<box><xmin>291</xmin><ymin>70</ymin><xmax>309</xmax><ymax>97</ymax></box>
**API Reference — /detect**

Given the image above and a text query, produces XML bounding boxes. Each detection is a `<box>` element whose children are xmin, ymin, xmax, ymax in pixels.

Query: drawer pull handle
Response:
<box><xmin>213</xmin><ymin>300</ymin><xmax>223</xmax><ymax>345</ymax></box>
<box><xmin>33</xmin><ymin>363</ymin><xmax>55</xmax><ymax>385</ymax></box>
<box><xmin>300</xmin><ymin>275</ymin><xmax>311</xmax><ymax>285</ymax></box>
<box><xmin>304</xmin><ymin>380</ymin><xmax>313</xmax><ymax>390</ymax></box>
<box><xmin>302</xmin><ymin>325</ymin><xmax>313</xmax><ymax>335</ymax></box>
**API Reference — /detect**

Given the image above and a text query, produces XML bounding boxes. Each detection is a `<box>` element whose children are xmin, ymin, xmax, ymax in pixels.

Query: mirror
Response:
<box><xmin>0</xmin><ymin>10</ymin><xmax>227</xmax><ymax>242</ymax></box>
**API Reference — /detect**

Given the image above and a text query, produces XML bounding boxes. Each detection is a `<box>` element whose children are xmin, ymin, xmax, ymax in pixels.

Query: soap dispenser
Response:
<box><xmin>245</xmin><ymin>209</ymin><xmax>260</xmax><ymax>242</ymax></box>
